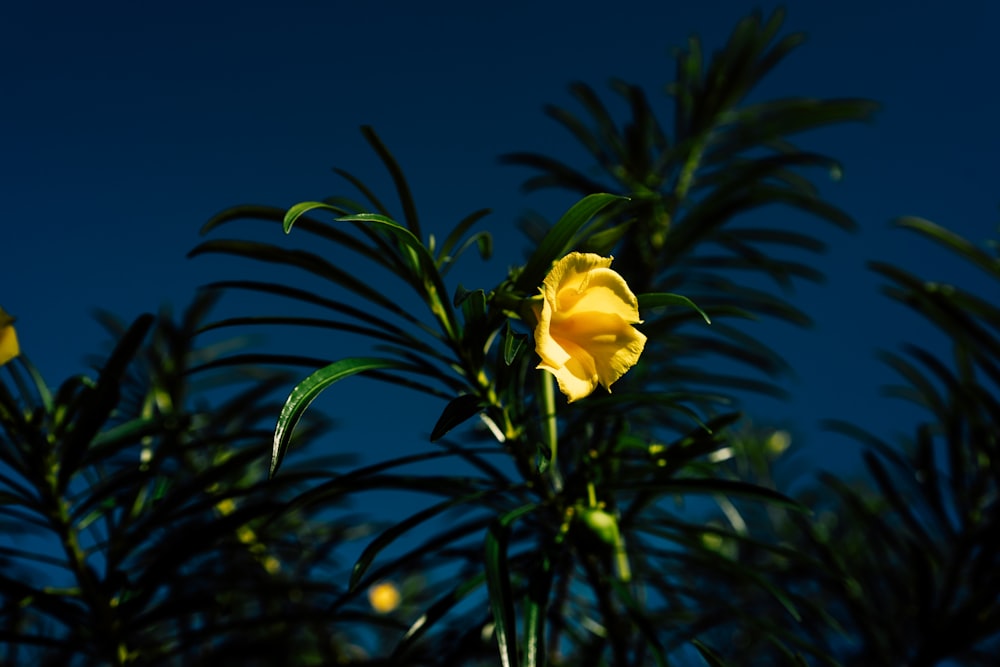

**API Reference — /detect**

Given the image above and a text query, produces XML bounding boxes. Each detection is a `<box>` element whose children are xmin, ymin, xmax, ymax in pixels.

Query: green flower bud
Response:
<box><xmin>581</xmin><ymin>508</ymin><xmax>620</xmax><ymax>546</ymax></box>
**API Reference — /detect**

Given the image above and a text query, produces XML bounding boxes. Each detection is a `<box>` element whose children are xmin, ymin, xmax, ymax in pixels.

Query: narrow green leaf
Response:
<box><xmin>620</xmin><ymin>478</ymin><xmax>805</xmax><ymax>512</ymax></box>
<box><xmin>198</xmin><ymin>203</ymin><xmax>403</xmax><ymax>275</ymax></box>
<box><xmin>284</xmin><ymin>201</ymin><xmax>341</xmax><ymax>234</ymax></box>
<box><xmin>608</xmin><ymin>579</ymin><xmax>669</xmax><ymax>667</ymax></box>
<box><xmin>895</xmin><ymin>216</ymin><xmax>1000</xmax><ymax>281</ymax></box>
<box><xmin>485</xmin><ymin>505</ymin><xmax>537</xmax><ymax>667</ymax></box>
<box><xmin>361</xmin><ymin>125</ymin><xmax>422</xmax><ymax>239</ymax></box>
<box><xmin>461</xmin><ymin>289</ymin><xmax>487</xmax><ymax>325</ymax></box>
<box><xmin>639</xmin><ymin>292</ymin><xmax>711</xmax><ymax>324</ymax></box>
<box><xmin>447</xmin><ymin>230</ymin><xmax>494</xmax><ymax>270</ymax></box>
<box><xmin>515</xmin><ymin>193</ymin><xmax>626</xmax><ymax>293</ymax></box>
<box><xmin>85</xmin><ymin>415</ymin><xmax>181</xmax><ymax>463</ymax></box>
<box><xmin>453</xmin><ymin>284</ymin><xmax>472</xmax><ymax>307</ymax></box>
<box><xmin>200</xmin><ymin>279</ymin><xmax>420</xmax><ymax>342</ymax></box>
<box><xmin>392</xmin><ymin>573</ymin><xmax>488</xmax><ymax>662</ymax></box>
<box><xmin>503</xmin><ymin>322</ymin><xmax>527</xmax><ymax>365</ymax></box>
<box><xmin>523</xmin><ymin>553</ymin><xmax>554</xmax><ymax>667</ymax></box>
<box><xmin>331</xmin><ymin>167</ymin><xmax>392</xmax><ymax>216</ymax></box>
<box><xmin>706</xmin><ymin>98</ymin><xmax>879</xmax><ymax>165</ymax></box>
<box><xmin>863</xmin><ymin>451</ymin><xmax>938</xmax><ymax>552</ymax></box>
<box><xmin>1</xmin><ymin>354</ymin><xmax>51</xmax><ymax>417</ymax></box>
<box><xmin>271</xmin><ymin>357</ymin><xmax>404</xmax><ymax>478</ymax></box>
<box><xmin>189</xmin><ymin>239</ymin><xmax>427</xmax><ymax>331</ymax></box>
<box><xmin>58</xmin><ymin>313</ymin><xmax>154</xmax><ymax>491</ymax></box>
<box><xmin>438</xmin><ymin>208</ymin><xmax>492</xmax><ymax>265</ymax></box>
<box><xmin>570</xmin><ymin>81</ymin><xmax>626</xmax><ymax>154</ymax></box>
<box><xmin>485</xmin><ymin>521</ymin><xmax>517</xmax><ymax>667</ymax></box>
<box><xmin>430</xmin><ymin>394</ymin><xmax>483</xmax><ymax>441</ymax></box>
<box><xmin>581</xmin><ymin>219</ymin><xmax>635</xmax><ymax>255</ymax></box>
<box><xmin>499</xmin><ymin>152</ymin><xmax>609</xmax><ymax>196</ymax></box>
<box><xmin>198</xmin><ymin>315</ymin><xmax>443</xmax><ymax>361</ymax></box>
<box><xmin>282</xmin><ymin>204</ymin><xmax>458</xmax><ymax>337</ymax></box>
<box><xmin>349</xmin><ymin>490</ymin><xmax>492</xmax><ymax>591</ymax></box>
<box><xmin>691</xmin><ymin>639</ymin><xmax>731</xmax><ymax>666</ymax></box>
<box><xmin>544</xmin><ymin>101</ymin><xmax>612</xmax><ymax>165</ymax></box>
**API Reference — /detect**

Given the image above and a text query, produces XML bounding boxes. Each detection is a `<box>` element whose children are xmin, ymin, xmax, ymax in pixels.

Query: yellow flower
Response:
<box><xmin>533</xmin><ymin>253</ymin><xmax>646</xmax><ymax>402</ymax></box>
<box><xmin>0</xmin><ymin>308</ymin><xmax>19</xmax><ymax>367</ymax></box>
<box><xmin>368</xmin><ymin>581</ymin><xmax>402</xmax><ymax>614</ymax></box>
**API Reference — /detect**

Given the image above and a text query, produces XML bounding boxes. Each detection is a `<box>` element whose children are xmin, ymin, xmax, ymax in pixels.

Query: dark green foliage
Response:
<box><xmin>0</xmin><ymin>294</ymin><xmax>381</xmax><ymax>666</ymax></box>
<box><xmin>172</xmin><ymin>10</ymin><xmax>885</xmax><ymax>666</ymax></box>
<box><xmin>822</xmin><ymin>220</ymin><xmax>1000</xmax><ymax>665</ymax></box>
<box><xmin>690</xmin><ymin>221</ymin><xmax>1000</xmax><ymax>665</ymax></box>
<box><xmin>3</xmin><ymin>9</ymin><xmax>994</xmax><ymax>667</ymax></box>
<box><xmin>185</xmin><ymin>142</ymin><xmax>824</xmax><ymax>667</ymax></box>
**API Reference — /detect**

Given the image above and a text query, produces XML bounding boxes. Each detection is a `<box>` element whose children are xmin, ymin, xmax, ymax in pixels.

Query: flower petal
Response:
<box><xmin>550</xmin><ymin>311</ymin><xmax>646</xmax><ymax>391</ymax></box>
<box><xmin>538</xmin><ymin>351</ymin><xmax>598</xmax><ymax>403</ymax></box>
<box><xmin>542</xmin><ymin>253</ymin><xmax>612</xmax><ymax>300</ymax></box>
<box><xmin>558</xmin><ymin>269</ymin><xmax>641</xmax><ymax>324</ymax></box>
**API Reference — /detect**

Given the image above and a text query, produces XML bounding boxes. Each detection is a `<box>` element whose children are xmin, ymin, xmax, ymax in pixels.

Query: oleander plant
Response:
<box><xmin>2</xmin><ymin>9</ymin><xmax>997</xmax><ymax>667</ymax></box>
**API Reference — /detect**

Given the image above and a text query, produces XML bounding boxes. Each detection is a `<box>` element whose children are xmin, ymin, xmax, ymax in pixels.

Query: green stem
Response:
<box><xmin>540</xmin><ymin>372</ymin><xmax>557</xmax><ymax>466</ymax></box>
<box><xmin>53</xmin><ymin>494</ymin><xmax>127</xmax><ymax>665</ymax></box>
<box><xmin>40</xmin><ymin>447</ymin><xmax>128</xmax><ymax>665</ymax></box>
<box><xmin>675</xmin><ymin>139</ymin><xmax>705</xmax><ymax>202</ymax></box>
<box><xmin>614</xmin><ymin>532</ymin><xmax>632</xmax><ymax>584</ymax></box>
<box><xmin>539</xmin><ymin>371</ymin><xmax>562</xmax><ymax>493</ymax></box>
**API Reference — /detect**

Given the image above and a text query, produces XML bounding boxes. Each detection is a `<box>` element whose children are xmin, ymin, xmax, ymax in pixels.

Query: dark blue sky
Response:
<box><xmin>3</xmin><ymin>1</ymin><xmax>997</xmax><ymax>477</ymax></box>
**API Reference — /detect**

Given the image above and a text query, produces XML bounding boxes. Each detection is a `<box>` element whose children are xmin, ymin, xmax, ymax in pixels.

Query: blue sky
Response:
<box><xmin>2</xmin><ymin>0</ymin><xmax>997</xmax><ymax>479</ymax></box>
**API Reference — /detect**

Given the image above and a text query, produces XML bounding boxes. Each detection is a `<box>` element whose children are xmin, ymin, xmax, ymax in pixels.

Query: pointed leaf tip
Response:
<box><xmin>271</xmin><ymin>357</ymin><xmax>405</xmax><ymax>478</ymax></box>
<box><xmin>638</xmin><ymin>293</ymin><xmax>711</xmax><ymax>324</ymax></box>
<box><xmin>430</xmin><ymin>394</ymin><xmax>483</xmax><ymax>441</ymax></box>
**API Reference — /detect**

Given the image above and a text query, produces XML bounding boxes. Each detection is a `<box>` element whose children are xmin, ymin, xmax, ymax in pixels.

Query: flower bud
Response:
<box><xmin>580</xmin><ymin>508</ymin><xmax>620</xmax><ymax>546</ymax></box>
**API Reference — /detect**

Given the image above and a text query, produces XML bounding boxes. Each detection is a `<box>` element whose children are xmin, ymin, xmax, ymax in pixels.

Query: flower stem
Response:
<box><xmin>540</xmin><ymin>372</ymin><xmax>557</xmax><ymax>466</ymax></box>
<box><xmin>539</xmin><ymin>371</ymin><xmax>563</xmax><ymax>493</ymax></box>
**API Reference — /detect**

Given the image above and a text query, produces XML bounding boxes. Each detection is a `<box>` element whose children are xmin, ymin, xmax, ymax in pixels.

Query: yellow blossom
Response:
<box><xmin>0</xmin><ymin>308</ymin><xmax>19</xmax><ymax>367</ymax></box>
<box><xmin>533</xmin><ymin>253</ymin><xmax>646</xmax><ymax>402</ymax></box>
<box><xmin>368</xmin><ymin>581</ymin><xmax>401</xmax><ymax>614</ymax></box>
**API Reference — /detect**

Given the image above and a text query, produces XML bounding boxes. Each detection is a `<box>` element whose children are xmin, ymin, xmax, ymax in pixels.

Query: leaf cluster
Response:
<box><xmin>6</xmin><ymin>8</ymin><xmax>993</xmax><ymax>667</ymax></box>
<box><xmin>170</xmin><ymin>10</ymin><xmax>893</xmax><ymax>667</ymax></box>
<box><xmin>684</xmin><ymin>222</ymin><xmax>1000</xmax><ymax>665</ymax></box>
<box><xmin>0</xmin><ymin>294</ymin><xmax>381</xmax><ymax>666</ymax></box>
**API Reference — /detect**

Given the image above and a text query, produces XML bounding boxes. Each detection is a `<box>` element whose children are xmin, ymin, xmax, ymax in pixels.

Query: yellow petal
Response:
<box><xmin>541</xmin><ymin>253</ymin><xmax>613</xmax><ymax>302</ymax></box>
<box><xmin>0</xmin><ymin>325</ymin><xmax>19</xmax><ymax>367</ymax></box>
<box><xmin>538</xmin><ymin>338</ymin><xmax>599</xmax><ymax>402</ymax></box>
<box><xmin>550</xmin><ymin>311</ymin><xmax>646</xmax><ymax>391</ymax></box>
<box><xmin>534</xmin><ymin>298</ymin><xmax>572</xmax><ymax>368</ymax></box>
<box><xmin>558</xmin><ymin>269</ymin><xmax>641</xmax><ymax>323</ymax></box>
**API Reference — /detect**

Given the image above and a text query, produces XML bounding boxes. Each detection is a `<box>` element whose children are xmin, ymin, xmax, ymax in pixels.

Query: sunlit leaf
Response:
<box><xmin>271</xmin><ymin>357</ymin><xmax>406</xmax><ymax>478</ymax></box>
<box><xmin>639</xmin><ymin>292</ymin><xmax>712</xmax><ymax>324</ymax></box>
<box><xmin>514</xmin><ymin>193</ymin><xmax>626</xmax><ymax>293</ymax></box>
